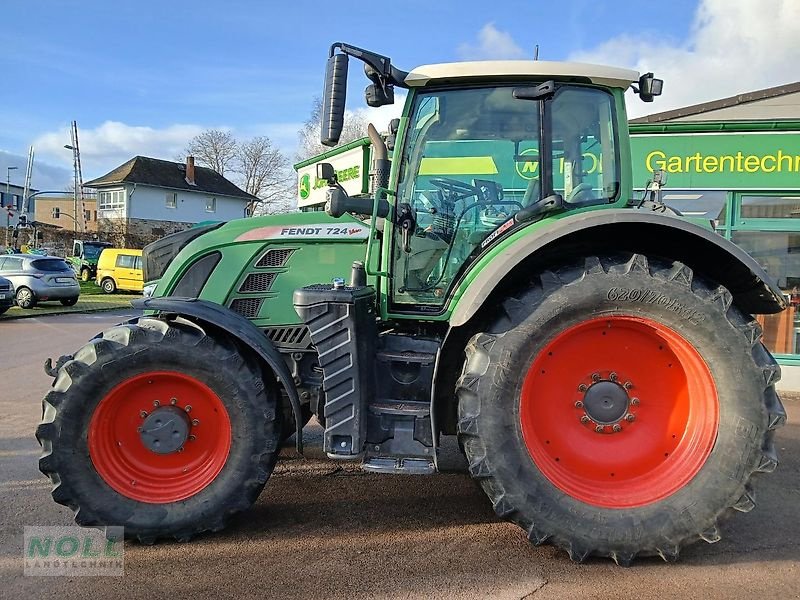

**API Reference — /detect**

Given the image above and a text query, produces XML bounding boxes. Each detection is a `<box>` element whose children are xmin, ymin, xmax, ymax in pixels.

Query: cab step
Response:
<box><xmin>362</xmin><ymin>456</ymin><xmax>436</xmax><ymax>475</ymax></box>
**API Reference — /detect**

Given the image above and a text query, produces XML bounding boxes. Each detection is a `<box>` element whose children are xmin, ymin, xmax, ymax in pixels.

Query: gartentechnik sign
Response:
<box><xmin>630</xmin><ymin>132</ymin><xmax>800</xmax><ymax>190</ymax></box>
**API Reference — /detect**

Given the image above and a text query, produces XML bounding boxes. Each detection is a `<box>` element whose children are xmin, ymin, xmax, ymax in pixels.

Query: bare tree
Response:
<box><xmin>236</xmin><ymin>136</ymin><xmax>295</xmax><ymax>215</ymax></box>
<box><xmin>184</xmin><ymin>129</ymin><xmax>238</xmax><ymax>176</ymax></box>
<box><xmin>296</xmin><ymin>97</ymin><xmax>370</xmax><ymax>161</ymax></box>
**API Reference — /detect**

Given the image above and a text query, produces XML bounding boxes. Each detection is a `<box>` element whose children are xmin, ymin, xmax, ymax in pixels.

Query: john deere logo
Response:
<box><xmin>299</xmin><ymin>174</ymin><xmax>311</xmax><ymax>199</ymax></box>
<box><xmin>515</xmin><ymin>148</ymin><xmax>539</xmax><ymax>180</ymax></box>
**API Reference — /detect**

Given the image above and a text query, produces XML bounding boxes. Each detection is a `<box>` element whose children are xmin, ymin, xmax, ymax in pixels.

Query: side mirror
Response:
<box><xmin>316</xmin><ymin>162</ymin><xmax>336</xmax><ymax>185</ymax></box>
<box><xmin>386</xmin><ymin>118</ymin><xmax>400</xmax><ymax>152</ymax></box>
<box><xmin>636</xmin><ymin>72</ymin><xmax>663</xmax><ymax>103</ymax></box>
<box><xmin>365</xmin><ymin>82</ymin><xmax>394</xmax><ymax>107</ymax></box>
<box><xmin>320</xmin><ymin>53</ymin><xmax>349</xmax><ymax>147</ymax></box>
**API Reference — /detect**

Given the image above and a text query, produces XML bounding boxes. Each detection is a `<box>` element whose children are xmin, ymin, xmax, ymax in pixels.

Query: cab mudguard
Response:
<box><xmin>450</xmin><ymin>209</ymin><xmax>786</xmax><ymax>327</ymax></box>
<box><xmin>133</xmin><ymin>296</ymin><xmax>304</xmax><ymax>452</ymax></box>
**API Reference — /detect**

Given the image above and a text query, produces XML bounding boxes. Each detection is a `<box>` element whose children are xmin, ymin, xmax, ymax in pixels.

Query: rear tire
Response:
<box><xmin>36</xmin><ymin>317</ymin><xmax>282</xmax><ymax>542</ymax></box>
<box><xmin>15</xmin><ymin>286</ymin><xmax>36</xmax><ymax>309</ymax></box>
<box><xmin>101</xmin><ymin>278</ymin><xmax>116</xmax><ymax>294</ymax></box>
<box><xmin>456</xmin><ymin>254</ymin><xmax>785</xmax><ymax>564</ymax></box>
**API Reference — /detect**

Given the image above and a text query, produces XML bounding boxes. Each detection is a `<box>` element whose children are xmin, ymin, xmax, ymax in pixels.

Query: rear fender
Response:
<box><xmin>449</xmin><ymin>209</ymin><xmax>786</xmax><ymax>328</ymax></box>
<box><xmin>133</xmin><ymin>297</ymin><xmax>304</xmax><ymax>452</ymax></box>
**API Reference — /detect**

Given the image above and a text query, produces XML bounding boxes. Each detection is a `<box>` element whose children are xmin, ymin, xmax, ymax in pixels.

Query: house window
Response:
<box><xmin>206</xmin><ymin>197</ymin><xmax>216</xmax><ymax>212</ymax></box>
<box><xmin>84</xmin><ymin>210</ymin><xmax>91</xmax><ymax>222</ymax></box>
<box><xmin>99</xmin><ymin>190</ymin><xmax>125</xmax><ymax>210</ymax></box>
<box><xmin>166</xmin><ymin>192</ymin><xmax>177</xmax><ymax>209</ymax></box>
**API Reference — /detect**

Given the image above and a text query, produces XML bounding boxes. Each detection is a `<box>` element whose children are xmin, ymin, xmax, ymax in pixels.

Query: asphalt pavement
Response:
<box><xmin>1</xmin><ymin>311</ymin><xmax>798</xmax><ymax>599</ymax></box>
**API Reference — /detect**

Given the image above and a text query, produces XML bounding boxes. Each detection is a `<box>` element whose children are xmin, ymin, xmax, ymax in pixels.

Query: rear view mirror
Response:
<box><xmin>316</xmin><ymin>162</ymin><xmax>336</xmax><ymax>185</ymax></box>
<box><xmin>321</xmin><ymin>53</ymin><xmax>349</xmax><ymax>147</ymax></box>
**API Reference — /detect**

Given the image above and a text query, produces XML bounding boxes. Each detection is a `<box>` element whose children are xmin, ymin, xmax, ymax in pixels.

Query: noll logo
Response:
<box><xmin>515</xmin><ymin>148</ymin><xmax>539</xmax><ymax>180</ymax></box>
<box><xmin>24</xmin><ymin>526</ymin><xmax>124</xmax><ymax>576</ymax></box>
<box><xmin>299</xmin><ymin>174</ymin><xmax>311</xmax><ymax>200</ymax></box>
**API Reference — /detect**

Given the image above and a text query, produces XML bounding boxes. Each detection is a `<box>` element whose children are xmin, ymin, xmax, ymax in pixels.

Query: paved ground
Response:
<box><xmin>1</xmin><ymin>311</ymin><xmax>798</xmax><ymax>599</ymax></box>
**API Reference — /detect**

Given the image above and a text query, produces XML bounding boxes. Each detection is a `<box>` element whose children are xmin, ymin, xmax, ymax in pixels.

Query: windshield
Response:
<box><xmin>392</xmin><ymin>84</ymin><xmax>619</xmax><ymax>307</ymax></box>
<box><xmin>83</xmin><ymin>244</ymin><xmax>107</xmax><ymax>259</ymax></box>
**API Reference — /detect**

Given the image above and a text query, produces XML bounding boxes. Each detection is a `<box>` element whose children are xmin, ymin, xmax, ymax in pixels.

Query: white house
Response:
<box><xmin>84</xmin><ymin>156</ymin><xmax>255</xmax><ymax>245</ymax></box>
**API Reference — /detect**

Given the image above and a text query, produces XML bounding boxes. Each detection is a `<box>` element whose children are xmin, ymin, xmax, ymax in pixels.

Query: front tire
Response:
<box><xmin>36</xmin><ymin>317</ymin><xmax>282</xmax><ymax>542</ymax></box>
<box><xmin>456</xmin><ymin>254</ymin><xmax>785</xmax><ymax>564</ymax></box>
<box><xmin>81</xmin><ymin>268</ymin><xmax>90</xmax><ymax>282</ymax></box>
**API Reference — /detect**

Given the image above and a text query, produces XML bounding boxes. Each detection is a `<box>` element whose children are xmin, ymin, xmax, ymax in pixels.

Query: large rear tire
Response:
<box><xmin>456</xmin><ymin>254</ymin><xmax>785</xmax><ymax>564</ymax></box>
<box><xmin>36</xmin><ymin>317</ymin><xmax>282</xmax><ymax>542</ymax></box>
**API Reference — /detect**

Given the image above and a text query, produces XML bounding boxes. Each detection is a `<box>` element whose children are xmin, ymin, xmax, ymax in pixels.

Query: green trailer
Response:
<box><xmin>37</xmin><ymin>43</ymin><xmax>786</xmax><ymax>564</ymax></box>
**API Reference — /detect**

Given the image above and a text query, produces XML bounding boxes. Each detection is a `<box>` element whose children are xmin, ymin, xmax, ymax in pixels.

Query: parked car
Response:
<box><xmin>96</xmin><ymin>248</ymin><xmax>143</xmax><ymax>294</ymax></box>
<box><xmin>0</xmin><ymin>254</ymin><xmax>80</xmax><ymax>308</ymax></box>
<box><xmin>0</xmin><ymin>276</ymin><xmax>14</xmax><ymax>314</ymax></box>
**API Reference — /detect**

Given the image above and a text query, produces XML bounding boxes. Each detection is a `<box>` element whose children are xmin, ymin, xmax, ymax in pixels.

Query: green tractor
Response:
<box><xmin>38</xmin><ymin>43</ymin><xmax>786</xmax><ymax>564</ymax></box>
<box><xmin>67</xmin><ymin>239</ymin><xmax>112</xmax><ymax>281</ymax></box>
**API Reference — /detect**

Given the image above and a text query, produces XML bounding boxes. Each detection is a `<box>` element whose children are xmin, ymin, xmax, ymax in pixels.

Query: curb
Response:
<box><xmin>1</xmin><ymin>302</ymin><xmax>138</xmax><ymax>321</ymax></box>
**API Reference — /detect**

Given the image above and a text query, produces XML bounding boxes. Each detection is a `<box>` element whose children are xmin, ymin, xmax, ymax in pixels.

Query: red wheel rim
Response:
<box><xmin>520</xmin><ymin>316</ymin><xmax>718</xmax><ymax>508</ymax></box>
<box><xmin>88</xmin><ymin>371</ymin><xmax>231</xmax><ymax>503</ymax></box>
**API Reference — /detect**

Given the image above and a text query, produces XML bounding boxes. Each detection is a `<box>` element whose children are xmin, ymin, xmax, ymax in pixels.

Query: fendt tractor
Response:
<box><xmin>37</xmin><ymin>43</ymin><xmax>787</xmax><ymax>565</ymax></box>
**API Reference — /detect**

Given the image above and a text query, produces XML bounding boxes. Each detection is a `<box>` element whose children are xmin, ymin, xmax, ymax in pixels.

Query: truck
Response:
<box><xmin>37</xmin><ymin>43</ymin><xmax>786</xmax><ymax>565</ymax></box>
<box><xmin>66</xmin><ymin>239</ymin><xmax>112</xmax><ymax>281</ymax></box>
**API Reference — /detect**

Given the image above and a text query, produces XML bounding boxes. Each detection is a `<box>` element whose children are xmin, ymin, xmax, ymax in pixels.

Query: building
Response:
<box><xmin>34</xmin><ymin>194</ymin><xmax>98</xmax><ymax>232</ymax></box>
<box><xmin>84</xmin><ymin>156</ymin><xmax>256</xmax><ymax>247</ymax></box>
<box><xmin>1</xmin><ymin>183</ymin><xmax>38</xmax><ymax>215</ymax></box>
<box><xmin>630</xmin><ymin>81</ymin><xmax>800</xmax><ymax>390</ymax></box>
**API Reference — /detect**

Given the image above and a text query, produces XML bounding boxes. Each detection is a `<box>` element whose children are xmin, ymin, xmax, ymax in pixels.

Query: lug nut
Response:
<box><xmin>177</xmin><ymin>446</ymin><xmax>184</xmax><ymax>453</ymax></box>
<box><xmin>578</xmin><ymin>383</ymin><xmax>587</xmax><ymax>392</ymax></box>
<box><xmin>595</xmin><ymin>425</ymin><xmax>604</xmax><ymax>433</ymax></box>
<box><xmin>188</xmin><ymin>435</ymin><xmax>196</xmax><ymax>442</ymax></box>
<box><xmin>609</xmin><ymin>372</ymin><xmax>618</xmax><ymax>381</ymax></box>
<box><xmin>136</xmin><ymin>426</ymin><xmax>143</xmax><ymax>433</ymax></box>
<box><xmin>191</xmin><ymin>419</ymin><xmax>200</xmax><ymax>426</ymax></box>
<box><xmin>153</xmin><ymin>400</ymin><xmax>160</xmax><ymax>407</ymax></box>
<box><xmin>184</xmin><ymin>405</ymin><xmax>192</xmax><ymax>413</ymax></box>
<box><xmin>139</xmin><ymin>410</ymin><xmax>148</xmax><ymax>418</ymax></box>
<box><xmin>591</xmin><ymin>373</ymin><xmax>601</xmax><ymax>382</ymax></box>
<box><xmin>625</xmin><ymin>414</ymin><xmax>636</xmax><ymax>422</ymax></box>
<box><xmin>612</xmin><ymin>424</ymin><xmax>622</xmax><ymax>432</ymax></box>
<box><xmin>580</xmin><ymin>416</ymin><xmax>591</xmax><ymax>424</ymax></box>
<box><xmin>623</xmin><ymin>381</ymin><xmax>633</xmax><ymax>390</ymax></box>
<box><xmin>170</xmin><ymin>397</ymin><xmax>177</xmax><ymax>405</ymax></box>
<box><xmin>575</xmin><ymin>401</ymin><xmax>584</xmax><ymax>409</ymax></box>
<box><xmin>631</xmin><ymin>397</ymin><xmax>640</xmax><ymax>406</ymax></box>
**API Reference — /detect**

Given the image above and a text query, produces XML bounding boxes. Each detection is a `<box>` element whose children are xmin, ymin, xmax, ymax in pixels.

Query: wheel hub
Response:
<box><xmin>139</xmin><ymin>405</ymin><xmax>190</xmax><ymax>454</ymax></box>
<box><xmin>583</xmin><ymin>381</ymin><xmax>629</xmax><ymax>424</ymax></box>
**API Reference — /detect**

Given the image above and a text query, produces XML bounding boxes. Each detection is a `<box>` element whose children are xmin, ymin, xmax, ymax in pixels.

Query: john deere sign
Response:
<box><xmin>294</xmin><ymin>138</ymin><xmax>371</xmax><ymax>209</ymax></box>
<box><xmin>630</xmin><ymin>132</ymin><xmax>800</xmax><ymax>190</ymax></box>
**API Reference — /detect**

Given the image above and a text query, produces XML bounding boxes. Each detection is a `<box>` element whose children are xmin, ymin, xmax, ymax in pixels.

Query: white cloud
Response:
<box><xmin>33</xmin><ymin>121</ymin><xmax>207</xmax><ymax>179</ymax></box>
<box><xmin>570</xmin><ymin>0</ymin><xmax>800</xmax><ymax>118</ymax></box>
<box><xmin>458</xmin><ymin>23</ymin><xmax>527</xmax><ymax>61</ymax></box>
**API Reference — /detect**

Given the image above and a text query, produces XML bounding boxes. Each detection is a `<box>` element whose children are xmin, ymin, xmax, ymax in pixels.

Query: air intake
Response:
<box><xmin>229</xmin><ymin>297</ymin><xmax>263</xmax><ymax>318</ymax></box>
<box><xmin>256</xmin><ymin>248</ymin><xmax>294</xmax><ymax>268</ymax></box>
<box><xmin>239</xmin><ymin>272</ymin><xmax>277</xmax><ymax>293</ymax></box>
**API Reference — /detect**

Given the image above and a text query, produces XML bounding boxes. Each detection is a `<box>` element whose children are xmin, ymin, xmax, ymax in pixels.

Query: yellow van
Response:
<box><xmin>96</xmin><ymin>248</ymin><xmax>143</xmax><ymax>294</ymax></box>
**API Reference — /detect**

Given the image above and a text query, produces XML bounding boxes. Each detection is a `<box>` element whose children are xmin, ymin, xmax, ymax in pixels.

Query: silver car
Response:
<box><xmin>0</xmin><ymin>254</ymin><xmax>80</xmax><ymax>309</ymax></box>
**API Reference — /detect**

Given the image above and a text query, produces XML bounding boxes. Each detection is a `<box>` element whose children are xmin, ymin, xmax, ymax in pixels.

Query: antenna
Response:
<box><xmin>534</xmin><ymin>45</ymin><xmax>539</xmax><ymax>61</ymax></box>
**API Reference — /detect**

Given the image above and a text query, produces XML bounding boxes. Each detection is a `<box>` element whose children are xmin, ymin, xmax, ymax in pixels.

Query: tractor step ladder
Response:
<box><xmin>362</xmin><ymin>399</ymin><xmax>435</xmax><ymax>474</ymax></box>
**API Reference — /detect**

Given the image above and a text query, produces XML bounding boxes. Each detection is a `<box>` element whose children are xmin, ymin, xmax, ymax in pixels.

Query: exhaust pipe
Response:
<box><xmin>367</xmin><ymin>123</ymin><xmax>390</xmax><ymax>194</ymax></box>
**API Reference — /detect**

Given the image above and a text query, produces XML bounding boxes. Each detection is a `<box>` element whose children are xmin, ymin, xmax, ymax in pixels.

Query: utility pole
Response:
<box><xmin>64</xmin><ymin>121</ymin><xmax>86</xmax><ymax>234</ymax></box>
<box><xmin>4</xmin><ymin>166</ymin><xmax>16</xmax><ymax>250</ymax></box>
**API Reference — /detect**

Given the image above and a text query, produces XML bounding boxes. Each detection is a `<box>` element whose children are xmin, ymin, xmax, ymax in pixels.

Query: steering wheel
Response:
<box><xmin>429</xmin><ymin>177</ymin><xmax>479</xmax><ymax>201</ymax></box>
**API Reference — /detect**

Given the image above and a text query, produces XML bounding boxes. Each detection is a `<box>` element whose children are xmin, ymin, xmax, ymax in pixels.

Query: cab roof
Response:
<box><xmin>404</xmin><ymin>60</ymin><xmax>639</xmax><ymax>89</ymax></box>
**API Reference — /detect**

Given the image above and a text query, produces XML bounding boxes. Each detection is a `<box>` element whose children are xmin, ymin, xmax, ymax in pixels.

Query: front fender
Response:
<box><xmin>449</xmin><ymin>209</ymin><xmax>786</xmax><ymax>327</ymax></box>
<box><xmin>133</xmin><ymin>296</ymin><xmax>304</xmax><ymax>452</ymax></box>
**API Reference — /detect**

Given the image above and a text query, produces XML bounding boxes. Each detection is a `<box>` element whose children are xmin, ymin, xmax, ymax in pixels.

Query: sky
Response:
<box><xmin>1</xmin><ymin>0</ymin><xmax>798</xmax><ymax>191</ymax></box>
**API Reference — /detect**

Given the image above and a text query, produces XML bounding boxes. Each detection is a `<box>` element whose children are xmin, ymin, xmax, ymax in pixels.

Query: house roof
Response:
<box><xmin>630</xmin><ymin>81</ymin><xmax>800</xmax><ymax>124</ymax></box>
<box><xmin>84</xmin><ymin>156</ymin><xmax>256</xmax><ymax>201</ymax></box>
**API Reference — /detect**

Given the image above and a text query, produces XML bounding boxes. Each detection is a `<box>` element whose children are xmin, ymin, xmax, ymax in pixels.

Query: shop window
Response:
<box><xmin>661</xmin><ymin>190</ymin><xmax>728</xmax><ymax>226</ymax></box>
<box><xmin>741</xmin><ymin>195</ymin><xmax>800</xmax><ymax>220</ymax></box>
<box><xmin>732</xmin><ymin>231</ymin><xmax>800</xmax><ymax>356</ymax></box>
